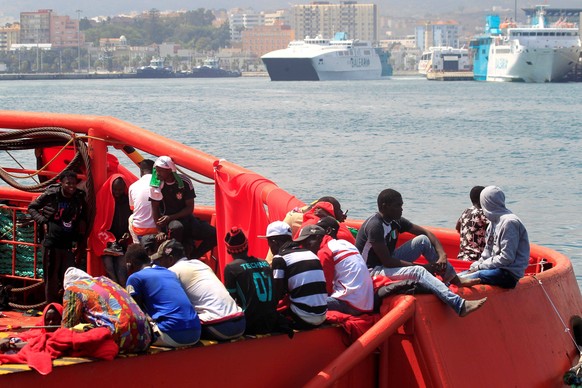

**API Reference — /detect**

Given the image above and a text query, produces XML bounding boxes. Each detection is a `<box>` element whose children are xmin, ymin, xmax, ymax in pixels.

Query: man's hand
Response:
<box><xmin>156</xmin><ymin>215</ymin><xmax>171</xmax><ymax>227</ymax></box>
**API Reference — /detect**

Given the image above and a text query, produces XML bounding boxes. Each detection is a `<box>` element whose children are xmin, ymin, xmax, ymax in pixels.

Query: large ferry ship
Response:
<box><xmin>261</xmin><ymin>32</ymin><xmax>392</xmax><ymax>81</ymax></box>
<box><xmin>470</xmin><ymin>5</ymin><xmax>581</xmax><ymax>82</ymax></box>
<box><xmin>417</xmin><ymin>47</ymin><xmax>471</xmax><ymax>76</ymax></box>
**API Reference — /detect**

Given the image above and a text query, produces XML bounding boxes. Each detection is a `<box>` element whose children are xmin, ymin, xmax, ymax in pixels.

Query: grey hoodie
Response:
<box><xmin>470</xmin><ymin>186</ymin><xmax>530</xmax><ymax>279</ymax></box>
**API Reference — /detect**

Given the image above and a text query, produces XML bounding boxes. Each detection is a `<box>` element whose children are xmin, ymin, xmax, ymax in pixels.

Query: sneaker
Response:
<box><xmin>103</xmin><ymin>242</ymin><xmax>124</xmax><ymax>257</ymax></box>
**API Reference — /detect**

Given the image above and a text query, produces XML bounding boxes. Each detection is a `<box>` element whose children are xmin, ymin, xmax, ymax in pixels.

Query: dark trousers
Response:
<box><xmin>42</xmin><ymin>246</ymin><xmax>75</xmax><ymax>303</ymax></box>
<box><xmin>167</xmin><ymin>214</ymin><xmax>217</xmax><ymax>259</ymax></box>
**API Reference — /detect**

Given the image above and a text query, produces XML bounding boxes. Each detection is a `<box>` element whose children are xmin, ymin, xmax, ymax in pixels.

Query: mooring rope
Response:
<box><xmin>533</xmin><ymin>274</ymin><xmax>582</xmax><ymax>353</ymax></box>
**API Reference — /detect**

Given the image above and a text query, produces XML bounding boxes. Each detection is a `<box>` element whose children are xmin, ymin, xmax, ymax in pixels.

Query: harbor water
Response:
<box><xmin>1</xmin><ymin>76</ymin><xmax>581</xmax><ymax>286</ymax></box>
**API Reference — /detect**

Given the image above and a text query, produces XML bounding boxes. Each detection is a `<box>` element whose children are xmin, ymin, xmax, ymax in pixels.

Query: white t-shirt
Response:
<box><xmin>170</xmin><ymin>259</ymin><xmax>243</xmax><ymax>324</ymax></box>
<box><xmin>128</xmin><ymin>174</ymin><xmax>157</xmax><ymax>230</ymax></box>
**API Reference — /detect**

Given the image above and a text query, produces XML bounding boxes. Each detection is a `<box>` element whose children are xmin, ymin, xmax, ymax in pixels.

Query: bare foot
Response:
<box><xmin>459</xmin><ymin>297</ymin><xmax>487</xmax><ymax>317</ymax></box>
<box><xmin>458</xmin><ymin>277</ymin><xmax>481</xmax><ymax>287</ymax></box>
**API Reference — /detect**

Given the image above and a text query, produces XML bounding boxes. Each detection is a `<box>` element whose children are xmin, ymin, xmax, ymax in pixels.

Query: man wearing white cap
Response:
<box><xmin>149</xmin><ymin>156</ymin><xmax>216</xmax><ymax>259</ymax></box>
<box><xmin>263</xmin><ymin>221</ymin><xmax>328</xmax><ymax>330</ymax></box>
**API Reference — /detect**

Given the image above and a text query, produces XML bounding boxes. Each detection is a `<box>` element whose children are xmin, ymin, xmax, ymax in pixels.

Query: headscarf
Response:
<box><xmin>63</xmin><ymin>267</ymin><xmax>92</xmax><ymax>289</ymax></box>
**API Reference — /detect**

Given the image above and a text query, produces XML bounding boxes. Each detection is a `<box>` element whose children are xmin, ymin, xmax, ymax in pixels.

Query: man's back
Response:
<box><xmin>170</xmin><ymin>259</ymin><xmax>242</xmax><ymax>324</ymax></box>
<box><xmin>128</xmin><ymin>174</ymin><xmax>156</xmax><ymax>230</ymax></box>
<box><xmin>126</xmin><ymin>266</ymin><xmax>200</xmax><ymax>333</ymax></box>
<box><xmin>319</xmin><ymin>237</ymin><xmax>374</xmax><ymax>313</ymax></box>
<box><xmin>224</xmin><ymin>256</ymin><xmax>278</xmax><ymax>333</ymax></box>
<box><xmin>272</xmin><ymin>244</ymin><xmax>327</xmax><ymax>326</ymax></box>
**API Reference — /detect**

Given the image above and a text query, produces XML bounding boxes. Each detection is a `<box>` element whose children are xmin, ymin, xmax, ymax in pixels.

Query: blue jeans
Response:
<box><xmin>459</xmin><ymin>268</ymin><xmax>519</xmax><ymax>289</ymax></box>
<box><xmin>395</xmin><ymin>235</ymin><xmax>457</xmax><ymax>283</ymax></box>
<box><xmin>370</xmin><ymin>265</ymin><xmax>465</xmax><ymax>314</ymax></box>
<box><xmin>201</xmin><ymin>316</ymin><xmax>246</xmax><ymax>341</ymax></box>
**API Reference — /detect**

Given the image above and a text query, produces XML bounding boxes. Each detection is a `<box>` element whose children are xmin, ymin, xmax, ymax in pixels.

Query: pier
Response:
<box><xmin>426</xmin><ymin>71</ymin><xmax>474</xmax><ymax>81</ymax></box>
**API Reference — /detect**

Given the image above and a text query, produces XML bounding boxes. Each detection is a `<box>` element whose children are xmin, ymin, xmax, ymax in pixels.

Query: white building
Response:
<box><xmin>228</xmin><ymin>9</ymin><xmax>265</xmax><ymax>42</ymax></box>
<box><xmin>415</xmin><ymin>21</ymin><xmax>461</xmax><ymax>50</ymax></box>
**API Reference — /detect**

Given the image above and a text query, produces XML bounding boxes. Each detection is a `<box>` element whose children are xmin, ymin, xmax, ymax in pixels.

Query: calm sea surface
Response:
<box><xmin>1</xmin><ymin>76</ymin><xmax>581</xmax><ymax>285</ymax></box>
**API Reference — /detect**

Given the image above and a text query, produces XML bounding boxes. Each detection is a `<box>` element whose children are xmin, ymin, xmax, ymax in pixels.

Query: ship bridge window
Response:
<box><xmin>364</xmin><ymin>50</ymin><xmax>370</xmax><ymax>55</ymax></box>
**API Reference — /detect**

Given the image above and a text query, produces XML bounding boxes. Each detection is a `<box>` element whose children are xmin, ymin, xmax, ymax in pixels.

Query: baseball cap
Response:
<box><xmin>140</xmin><ymin>234</ymin><xmax>157</xmax><ymax>253</ymax></box>
<box><xmin>150</xmin><ymin>239</ymin><xmax>184</xmax><ymax>261</ymax></box>
<box><xmin>316</xmin><ymin>216</ymin><xmax>340</xmax><ymax>234</ymax></box>
<box><xmin>154</xmin><ymin>156</ymin><xmax>177</xmax><ymax>172</ymax></box>
<box><xmin>259</xmin><ymin>221</ymin><xmax>292</xmax><ymax>238</ymax></box>
<box><xmin>294</xmin><ymin>225</ymin><xmax>326</xmax><ymax>242</ymax></box>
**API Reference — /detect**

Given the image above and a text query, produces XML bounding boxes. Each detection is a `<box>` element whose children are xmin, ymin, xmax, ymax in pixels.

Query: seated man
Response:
<box><xmin>460</xmin><ymin>186</ymin><xmax>530</xmax><ymax>289</ymax></box>
<box><xmin>62</xmin><ymin>267</ymin><xmax>151</xmax><ymax>353</ymax></box>
<box><xmin>264</xmin><ymin>221</ymin><xmax>328</xmax><ymax>330</ymax></box>
<box><xmin>125</xmin><ymin>243</ymin><xmax>201</xmax><ymax>348</ymax></box>
<box><xmin>299</xmin><ymin>217</ymin><xmax>374</xmax><ymax>316</ymax></box>
<box><xmin>149</xmin><ymin>156</ymin><xmax>216</xmax><ymax>259</ymax></box>
<box><xmin>91</xmin><ymin>174</ymin><xmax>132</xmax><ymax>286</ymax></box>
<box><xmin>128</xmin><ymin>159</ymin><xmax>158</xmax><ymax>243</ymax></box>
<box><xmin>223</xmin><ymin>227</ymin><xmax>290</xmax><ymax>336</ymax></box>
<box><xmin>355</xmin><ymin>189</ymin><xmax>486</xmax><ymax>317</ymax></box>
<box><xmin>456</xmin><ymin>186</ymin><xmax>488</xmax><ymax>261</ymax></box>
<box><xmin>153</xmin><ymin>239</ymin><xmax>246</xmax><ymax>341</ymax></box>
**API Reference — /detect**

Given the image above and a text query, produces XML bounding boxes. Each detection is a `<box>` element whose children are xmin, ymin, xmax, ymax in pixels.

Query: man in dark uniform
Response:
<box><xmin>149</xmin><ymin>156</ymin><xmax>216</xmax><ymax>259</ymax></box>
<box><xmin>28</xmin><ymin>170</ymin><xmax>86</xmax><ymax>303</ymax></box>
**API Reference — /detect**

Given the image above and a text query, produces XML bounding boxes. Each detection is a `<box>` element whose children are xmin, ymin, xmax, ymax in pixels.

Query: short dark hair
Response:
<box><xmin>377</xmin><ymin>189</ymin><xmax>401</xmax><ymax>211</ymax></box>
<box><xmin>125</xmin><ymin>243</ymin><xmax>150</xmax><ymax>265</ymax></box>
<box><xmin>139</xmin><ymin>159</ymin><xmax>154</xmax><ymax>176</ymax></box>
<box><xmin>59</xmin><ymin>170</ymin><xmax>79</xmax><ymax>182</ymax></box>
<box><xmin>470</xmin><ymin>186</ymin><xmax>486</xmax><ymax>205</ymax></box>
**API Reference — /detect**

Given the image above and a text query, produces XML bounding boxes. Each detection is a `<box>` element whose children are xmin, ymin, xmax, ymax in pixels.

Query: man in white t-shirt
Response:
<box><xmin>128</xmin><ymin>159</ymin><xmax>158</xmax><ymax>242</ymax></box>
<box><xmin>154</xmin><ymin>239</ymin><xmax>246</xmax><ymax>341</ymax></box>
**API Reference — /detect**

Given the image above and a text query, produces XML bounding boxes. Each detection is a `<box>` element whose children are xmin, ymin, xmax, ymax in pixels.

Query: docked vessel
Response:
<box><xmin>186</xmin><ymin>57</ymin><xmax>241</xmax><ymax>78</ymax></box>
<box><xmin>1</xmin><ymin>110</ymin><xmax>582</xmax><ymax>386</ymax></box>
<box><xmin>470</xmin><ymin>5</ymin><xmax>581</xmax><ymax>82</ymax></box>
<box><xmin>135</xmin><ymin>57</ymin><xmax>175</xmax><ymax>78</ymax></box>
<box><xmin>261</xmin><ymin>32</ymin><xmax>392</xmax><ymax>81</ymax></box>
<box><xmin>418</xmin><ymin>47</ymin><xmax>471</xmax><ymax>76</ymax></box>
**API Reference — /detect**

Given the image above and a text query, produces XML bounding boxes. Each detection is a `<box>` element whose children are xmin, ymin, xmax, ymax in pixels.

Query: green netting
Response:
<box><xmin>0</xmin><ymin>207</ymin><xmax>42</xmax><ymax>278</ymax></box>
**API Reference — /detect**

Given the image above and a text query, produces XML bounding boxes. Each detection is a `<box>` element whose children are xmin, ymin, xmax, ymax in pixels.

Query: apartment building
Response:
<box><xmin>292</xmin><ymin>1</ymin><xmax>377</xmax><ymax>42</ymax></box>
<box><xmin>20</xmin><ymin>9</ymin><xmax>84</xmax><ymax>48</ymax></box>
<box><xmin>0</xmin><ymin>24</ymin><xmax>20</xmax><ymax>51</ymax></box>
<box><xmin>241</xmin><ymin>23</ymin><xmax>295</xmax><ymax>57</ymax></box>
<box><xmin>415</xmin><ymin>21</ymin><xmax>461</xmax><ymax>50</ymax></box>
<box><xmin>229</xmin><ymin>9</ymin><xmax>265</xmax><ymax>42</ymax></box>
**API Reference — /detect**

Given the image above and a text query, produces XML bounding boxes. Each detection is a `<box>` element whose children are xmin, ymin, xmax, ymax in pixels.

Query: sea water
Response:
<box><xmin>1</xmin><ymin>77</ymin><xmax>581</xmax><ymax>286</ymax></box>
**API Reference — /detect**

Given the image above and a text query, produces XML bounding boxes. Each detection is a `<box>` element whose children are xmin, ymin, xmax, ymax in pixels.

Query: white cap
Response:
<box><xmin>154</xmin><ymin>156</ymin><xmax>176</xmax><ymax>172</ymax></box>
<box><xmin>259</xmin><ymin>221</ymin><xmax>292</xmax><ymax>238</ymax></box>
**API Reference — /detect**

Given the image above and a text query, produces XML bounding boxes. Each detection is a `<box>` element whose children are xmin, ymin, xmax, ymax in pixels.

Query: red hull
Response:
<box><xmin>1</xmin><ymin>110</ymin><xmax>581</xmax><ymax>387</ymax></box>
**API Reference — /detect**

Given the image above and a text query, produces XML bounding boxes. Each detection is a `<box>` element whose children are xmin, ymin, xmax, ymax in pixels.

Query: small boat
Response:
<box><xmin>186</xmin><ymin>58</ymin><xmax>241</xmax><ymax>78</ymax></box>
<box><xmin>135</xmin><ymin>57</ymin><xmax>175</xmax><ymax>78</ymax></box>
<box><xmin>261</xmin><ymin>32</ymin><xmax>393</xmax><ymax>81</ymax></box>
<box><xmin>418</xmin><ymin>46</ymin><xmax>471</xmax><ymax>76</ymax></box>
<box><xmin>469</xmin><ymin>5</ymin><xmax>581</xmax><ymax>82</ymax></box>
<box><xmin>1</xmin><ymin>110</ymin><xmax>582</xmax><ymax>386</ymax></box>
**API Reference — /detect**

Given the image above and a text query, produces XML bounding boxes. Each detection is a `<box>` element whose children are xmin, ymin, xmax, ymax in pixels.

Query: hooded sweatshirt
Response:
<box><xmin>470</xmin><ymin>186</ymin><xmax>530</xmax><ymax>279</ymax></box>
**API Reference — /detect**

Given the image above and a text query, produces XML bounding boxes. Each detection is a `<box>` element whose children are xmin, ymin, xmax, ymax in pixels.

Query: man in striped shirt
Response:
<box><xmin>264</xmin><ymin>221</ymin><xmax>328</xmax><ymax>330</ymax></box>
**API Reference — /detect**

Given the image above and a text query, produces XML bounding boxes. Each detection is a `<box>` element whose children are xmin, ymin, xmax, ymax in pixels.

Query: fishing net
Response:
<box><xmin>0</xmin><ymin>206</ymin><xmax>42</xmax><ymax>278</ymax></box>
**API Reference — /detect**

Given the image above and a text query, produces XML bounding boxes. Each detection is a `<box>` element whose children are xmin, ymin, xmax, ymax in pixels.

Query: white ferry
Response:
<box><xmin>418</xmin><ymin>47</ymin><xmax>471</xmax><ymax>76</ymax></box>
<box><xmin>261</xmin><ymin>32</ymin><xmax>392</xmax><ymax>81</ymax></box>
<box><xmin>470</xmin><ymin>5</ymin><xmax>581</xmax><ymax>82</ymax></box>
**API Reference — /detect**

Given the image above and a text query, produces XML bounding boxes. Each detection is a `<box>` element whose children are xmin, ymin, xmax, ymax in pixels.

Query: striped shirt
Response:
<box><xmin>272</xmin><ymin>244</ymin><xmax>327</xmax><ymax>326</ymax></box>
